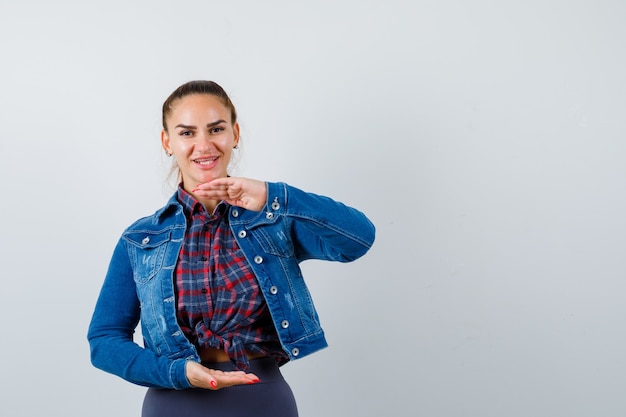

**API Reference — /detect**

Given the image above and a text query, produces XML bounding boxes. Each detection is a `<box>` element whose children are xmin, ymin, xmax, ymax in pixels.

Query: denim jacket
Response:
<box><xmin>88</xmin><ymin>182</ymin><xmax>375</xmax><ymax>389</ymax></box>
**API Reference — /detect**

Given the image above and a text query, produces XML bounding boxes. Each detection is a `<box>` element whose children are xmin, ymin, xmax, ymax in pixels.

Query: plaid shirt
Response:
<box><xmin>174</xmin><ymin>186</ymin><xmax>287</xmax><ymax>371</ymax></box>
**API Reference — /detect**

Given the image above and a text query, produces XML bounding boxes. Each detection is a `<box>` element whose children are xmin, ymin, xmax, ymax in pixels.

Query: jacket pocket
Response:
<box><xmin>123</xmin><ymin>230</ymin><xmax>171</xmax><ymax>283</ymax></box>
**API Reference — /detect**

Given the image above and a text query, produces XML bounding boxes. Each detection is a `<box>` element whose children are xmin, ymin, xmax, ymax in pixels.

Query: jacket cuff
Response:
<box><xmin>170</xmin><ymin>358</ymin><xmax>194</xmax><ymax>390</ymax></box>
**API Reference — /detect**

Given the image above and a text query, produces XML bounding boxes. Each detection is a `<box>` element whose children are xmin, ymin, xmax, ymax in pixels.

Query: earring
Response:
<box><xmin>233</xmin><ymin>145</ymin><xmax>239</xmax><ymax>149</ymax></box>
<box><xmin>166</xmin><ymin>151</ymin><xmax>173</xmax><ymax>157</ymax></box>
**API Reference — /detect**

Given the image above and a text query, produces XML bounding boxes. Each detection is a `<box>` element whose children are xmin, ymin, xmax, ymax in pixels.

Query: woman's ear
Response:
<box><xmin>233</xmin><ymin>123</ymin><xmax>240</xmax><ymax>148</ymax></box>
<box><xmin>161</xmin><ymin>130</ymin><xmax>172</xmax><ymax>156</ymax></box>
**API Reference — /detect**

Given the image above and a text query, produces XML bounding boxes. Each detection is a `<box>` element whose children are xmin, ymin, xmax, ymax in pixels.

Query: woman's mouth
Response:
<box><xmin>193</xmin><ymin>156</ymin><xmax>219</xmax><ymax>168</ymax></box>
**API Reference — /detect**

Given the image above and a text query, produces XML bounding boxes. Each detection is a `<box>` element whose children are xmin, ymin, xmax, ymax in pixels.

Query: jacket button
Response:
<box><xmin>141</xmin><ymin>237</ymin><xmax>150</xmax><ymax>245</ymax></box>
<box><xmin>238</xmin><ymin>230</ymin><xmax>247</xmax><ymax>238</ymax></box>
<box><xmin>232</xmin><ymin>209</ymin><xmax>239</xmax><ymax>218</ymax></box>
<box><xmin>281</xmin><ymin>320</ymin><xmax>289</xmax><ymax>328</ymax></box>
<box><xmin>254</xmin><ymin>255</ymin><xmax>263</xmax><ymax>264</ymax></box>
<box><xmin>265</xmin><ymin>212</ymin><xmax>274</xmax><ymax>219</ymax></box>
<box><xmin>291</xmin><ymin>347</ymin><xmax>299</xmax><ymax>356</ymax></box>
<box><xmin>271</xmin><ymin>198</ymin><xmax>280</xmax><ymax>210</ymax></box>
<box><xmin>270</xmin><ymin>286</ymin><xmax>278</xmax><ymax>295</ymax></box>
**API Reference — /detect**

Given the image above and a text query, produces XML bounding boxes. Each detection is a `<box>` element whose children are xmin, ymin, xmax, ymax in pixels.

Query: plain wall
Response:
<box><xmin>1</xmin><ymin>1</ymin><xmax>625</xmax><ymax>416</ymax></box>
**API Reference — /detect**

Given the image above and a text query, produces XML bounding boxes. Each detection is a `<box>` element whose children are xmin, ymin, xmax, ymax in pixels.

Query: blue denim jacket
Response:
<box><xmin>88</xmin><ymin>182</ymin><xmax>375</xmax><ymax>389</ymax></box>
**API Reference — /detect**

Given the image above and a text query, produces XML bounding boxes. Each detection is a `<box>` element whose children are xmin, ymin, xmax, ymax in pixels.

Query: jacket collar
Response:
<box><xmin>153</xmin><ymin>192</ymin><xmax>182</xmax><ymax>224</ymax></box>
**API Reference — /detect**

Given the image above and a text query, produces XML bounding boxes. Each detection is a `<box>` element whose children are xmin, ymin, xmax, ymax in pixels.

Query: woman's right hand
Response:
<box><xmin>185</xmin><ymin>361</ymin><xmax>260</xmax><ymax>390</ymax></box>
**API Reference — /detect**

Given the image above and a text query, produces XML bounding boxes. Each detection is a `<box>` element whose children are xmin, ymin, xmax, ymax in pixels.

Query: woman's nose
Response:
<box><xmin>196</xmin><ymin>133</ymin><xmax>214</xmax><ymax>151</ymax></box>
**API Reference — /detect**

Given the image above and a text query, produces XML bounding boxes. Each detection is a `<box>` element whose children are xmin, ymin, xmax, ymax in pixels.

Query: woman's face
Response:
<box><xmin>161</xmin><ymin>94</ymin><xmax>239</xmax><ymax>192</ymax></box>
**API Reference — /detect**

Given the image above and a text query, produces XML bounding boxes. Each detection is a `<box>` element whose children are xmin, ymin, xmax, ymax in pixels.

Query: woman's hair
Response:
<box><xmin>161</xmin><ymin>80</ymin><xmax>238</xmax><ymax>131</ymax></box>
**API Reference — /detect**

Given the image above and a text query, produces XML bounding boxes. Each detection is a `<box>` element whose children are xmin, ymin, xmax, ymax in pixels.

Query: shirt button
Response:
<box><xmin>270</xmin><ymin>286</ymin><xmax>278</xmax><ymax>295</ymax></box>
<box><xmin>271</xmin><ymin>201</ymin><xmax>280</xmax><ymax>210</ymax></box>
<box><xmin>232</xmin><ymin>209</ymin><xmax>239</xmax><ymax>218</ymax></box>
<box><xmin>281</xmin><ymin>320</ymin><xmax>289</xmax><ymax>329</ymax></box>
<box><xmin>265</xmin><ymin>212</ymin><xmax>274</xmax><ymax>219</ymax></box>
<box><xmin>238</xmin><ymin>230</ymin><xmax>247</xmax><ymax>238</ymax></box>
<box><xmin>254</xmin><ymin>255</ymin><xmax>263</xmax><ymax>264</ymax></box>
<box><xmin>291</xmin><ymin>347</ymin><xmax>300</xmax><ymax>356</ymax></box>
<box><xmin>141</xmin><ymin>237</ymin><xmax>150</xmax><ymax>245</ymax></box>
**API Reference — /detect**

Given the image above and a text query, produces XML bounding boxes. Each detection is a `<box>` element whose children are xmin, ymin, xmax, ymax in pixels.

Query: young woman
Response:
<box><xmin>87</xmin><ymin>80</ymin><xmax>375</xmax><ymax>417</ymax></box>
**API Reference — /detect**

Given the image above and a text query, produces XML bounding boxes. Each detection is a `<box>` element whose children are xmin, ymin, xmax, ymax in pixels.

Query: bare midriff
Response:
<box><xmin>198</xmin><ymin>346</ymin><xmax>267</xmax><ymax>363</ymax></box>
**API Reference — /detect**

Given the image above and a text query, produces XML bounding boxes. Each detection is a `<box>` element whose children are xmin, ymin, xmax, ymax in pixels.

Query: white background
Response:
<box><xmin>1</xmin><ymin>1</ymin><xmax>625</xmax><ymax>416</ymax></box>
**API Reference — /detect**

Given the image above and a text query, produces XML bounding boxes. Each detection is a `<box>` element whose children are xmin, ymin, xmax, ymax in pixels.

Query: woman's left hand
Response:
<box><xmin>193</xmin><ymin>177</ymin><xmax>267</xmax><ymax>212</ymax></box>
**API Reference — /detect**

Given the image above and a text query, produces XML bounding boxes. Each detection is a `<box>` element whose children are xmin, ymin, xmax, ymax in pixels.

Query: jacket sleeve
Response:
<box><xmin>269</xmin><ymin>182</ymin><xmax>376</xmax><ymax>262</ymax></box>
<box><xmin>86</xmin><ymin>238</ymin><xmax>192</xmax><ymax>389</ymax></box>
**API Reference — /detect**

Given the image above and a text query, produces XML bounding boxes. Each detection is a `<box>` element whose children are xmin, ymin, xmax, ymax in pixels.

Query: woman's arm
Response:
<box><xmin>87</xmin><ymin>238</ymin><xmax>191</xmax><ymax>389</ymax></box>
<box><xmin>88</xmin><ymin>236</ymin><xmax>261</xmax><ymax>390</ymax></box>
<box><xmin>275</xmin><ymin>182</ymin><xmax>376</xmax><ymax>262</ymax></box>
<box><xmin>194</xmin><ymin>178</ymin><xmax>376</xmax><ymax>262</ymax></box>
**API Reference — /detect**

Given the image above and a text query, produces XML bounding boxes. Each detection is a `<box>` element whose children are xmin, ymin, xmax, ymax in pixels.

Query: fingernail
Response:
<box><xmin>210</xmin><ymin>380</ymin><xmax>217</xmax><ymax>388</ymax></box>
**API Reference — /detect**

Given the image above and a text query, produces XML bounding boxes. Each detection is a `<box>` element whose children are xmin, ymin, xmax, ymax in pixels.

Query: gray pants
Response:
<box><xmin>142</xmin><ymin>358</ymin><xmax>298</xmax><ymax>417</ymax></box>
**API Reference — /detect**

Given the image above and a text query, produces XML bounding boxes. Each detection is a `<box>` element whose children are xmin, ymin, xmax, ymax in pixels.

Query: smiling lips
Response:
<box><xmin>193</xmin><ymin>156</ymin><xmax>219</xmax><ymax>168</ymax></box>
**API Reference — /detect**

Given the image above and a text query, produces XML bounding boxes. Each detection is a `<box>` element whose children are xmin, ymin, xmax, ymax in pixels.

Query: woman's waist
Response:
<box><xmin>198</xmin><ymin>346</ymin><xmax>267</xmax><ymax>363</ymax></box>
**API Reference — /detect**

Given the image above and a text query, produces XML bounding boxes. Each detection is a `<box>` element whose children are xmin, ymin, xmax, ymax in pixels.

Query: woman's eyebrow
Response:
<box><xmin>206</xmin><ymin>119</ymin><xmax>227</xmax><ymax>127</ymax></box>
<box><xmin>174</xmin><ymin>120</ymin><xmax>227</xmax><ymax>130</ymax></box>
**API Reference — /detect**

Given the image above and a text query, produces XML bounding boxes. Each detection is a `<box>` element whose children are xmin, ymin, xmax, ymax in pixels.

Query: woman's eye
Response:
<box><xmin>179</xmin><ymin>130</ymin><xmax>192</xmax><ymax>136</ymax></box>
<box><xmin>210</xmin><ymin>127</ymin><xmax>225</xmax><ymax>134</ymax></box>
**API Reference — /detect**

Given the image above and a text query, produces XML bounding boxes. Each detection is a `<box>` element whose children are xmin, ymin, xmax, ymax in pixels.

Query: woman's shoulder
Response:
<box><xmin>123</xmin><ymin>194</ymin><xmax>183</xmax><ymax>233</ymax></box>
